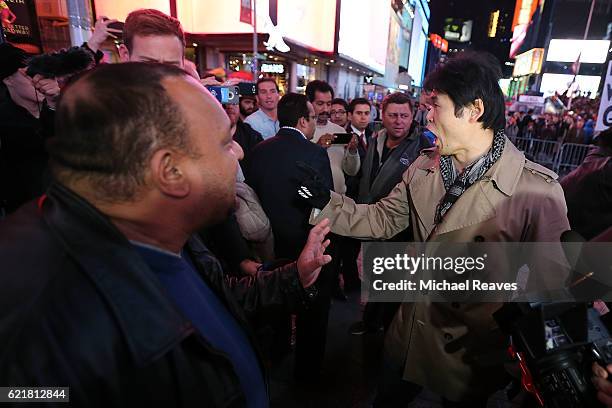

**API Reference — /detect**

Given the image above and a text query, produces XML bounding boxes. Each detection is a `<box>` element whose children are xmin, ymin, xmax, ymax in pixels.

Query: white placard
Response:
<box><xmin>596</xmin><ymin>61</ymin><xmax>612</xmax><ymax>131</ymax></box>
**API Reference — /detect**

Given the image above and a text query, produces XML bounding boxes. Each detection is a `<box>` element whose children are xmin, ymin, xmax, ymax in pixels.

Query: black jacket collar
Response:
<box><xmin>276</xmin><ymin>126</ymin><xmax>309</xmax><ymax>141</ymax></box>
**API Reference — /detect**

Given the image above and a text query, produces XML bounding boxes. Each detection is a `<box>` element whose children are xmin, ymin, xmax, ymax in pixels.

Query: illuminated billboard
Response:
<box><xmin>509</xmin><ymin>0</ymin><xmax>541</xmax><ymax>58</ymax></box>
<box><xmin>94</xmin><ymin>0</ymin><xmax>171</xmax><ymax>22</ymax></box>
<box><xmin>277</xmin><ymin>0</ymin><xmax>336</xmax><ymax>53</ymax></box>
<box><xmin>512</xmin><ymin>48</ymin><xmax>544</xmax><ymax>76</ymax></box>
<box><xmin>443</xmin><ymin>18</ymin><xmax>472</xmax><ymax>43</ymax></box>
<box><xmin>408</xmin><ymin>0</ymin><xmax>429</xmax><ymax>87</ymax></box>
<box><xmin>176</xmin><ymin>0</ymin><xmax>270</xmax><ymax>34</ymax></box>
<box><xmin>338</xmin><ymin>0</ymin><xmax>391</xmax><ymax>74</ymax></box>
<box><xmin>546</xmin><ymin>39</ymin><xmax>610</xmax><ymax>64</ymax></box>
<box><xmin>94</xmin><ymin>0</ymin><xmax>273</xmax><ymax>34</ymax></box>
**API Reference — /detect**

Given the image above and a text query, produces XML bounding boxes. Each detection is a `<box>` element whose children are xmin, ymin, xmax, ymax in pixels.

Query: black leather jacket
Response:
<box><xmin>0</xmin><ymin>183</ymin><xmax>313</xmax><ymax>407</ymax></box>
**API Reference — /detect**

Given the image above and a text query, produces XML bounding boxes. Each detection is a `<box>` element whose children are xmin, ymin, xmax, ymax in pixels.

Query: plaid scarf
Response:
<box><xmin>434</xmin><ymin>130</ymin><xmax>506</xmax><ymax>225</ymax></box>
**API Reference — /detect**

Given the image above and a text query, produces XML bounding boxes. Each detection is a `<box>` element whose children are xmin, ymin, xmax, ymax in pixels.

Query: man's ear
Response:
<box><xmin>468</xmin><ymin>99</ymin><xmax>485</xmax><ymax>123</ymax></box>
<box><xmin>118</xmin><ymin>44</ymin><xmax>130</xmax><ymax>62</ymax></box>
<box><xmin>149</xmin><ymin>149</ymin><xmax>190</xmax><ymax>198</ymax></box>
<box><xmin>297</xmin><ymin>116</ymin><xmax>308</xmax><ymax>130</ymax></box>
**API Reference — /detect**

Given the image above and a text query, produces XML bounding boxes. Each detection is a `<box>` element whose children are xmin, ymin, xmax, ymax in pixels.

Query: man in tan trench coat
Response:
<box><xmin>300</xmin><ymin>52</ymin><xmax>570</xmax><ymax>406</ymax></box>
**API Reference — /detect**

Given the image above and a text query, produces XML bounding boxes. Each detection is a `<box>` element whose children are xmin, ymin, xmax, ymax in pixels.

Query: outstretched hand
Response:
<box><xmin>297</xmin><ymin>219</ymin><xmax>332</xmax><ymax>288</ymax></box>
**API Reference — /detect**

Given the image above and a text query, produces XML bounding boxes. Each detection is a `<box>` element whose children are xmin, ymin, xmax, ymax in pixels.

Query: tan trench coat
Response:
<box><xmin>311</xmin><ymin>138</ymin><xmax>570</xmax><ymax>401</ymax></box>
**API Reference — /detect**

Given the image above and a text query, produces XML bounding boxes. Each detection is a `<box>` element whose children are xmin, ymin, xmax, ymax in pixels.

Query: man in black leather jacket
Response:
<box><xmin>0</xmin><ymin>63</ymin><xmax>331</xmax><ymax>407</ymax></box>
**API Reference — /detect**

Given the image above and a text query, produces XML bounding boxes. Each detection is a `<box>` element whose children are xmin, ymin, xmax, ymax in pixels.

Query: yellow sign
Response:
<box><xmin>513</xmin><ymin>48</ymin><xmax>544</xmax><ymax>77</ymax></box>
<box><xmin>488</xmin><ymin>10</ymin><xmax>499</xmax><ymax>38</ymax></box>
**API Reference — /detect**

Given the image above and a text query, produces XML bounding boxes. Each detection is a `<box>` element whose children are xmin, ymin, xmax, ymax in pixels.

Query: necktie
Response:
<box><xmin>359</xmin><ymin>132</ymin><xmax>367</xmax><ymax>151</ymax></box>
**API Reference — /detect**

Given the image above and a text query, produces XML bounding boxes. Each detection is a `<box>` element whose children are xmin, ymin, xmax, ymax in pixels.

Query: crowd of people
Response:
<box><xmin>1</xmin><ymin>7</ymin><xmax>612</xmax><ymax>408</ymax></box>
<box><xmin>505</xmin><ymin>95</ymin><xmax>600</xmax><ymax>145</ymax></box>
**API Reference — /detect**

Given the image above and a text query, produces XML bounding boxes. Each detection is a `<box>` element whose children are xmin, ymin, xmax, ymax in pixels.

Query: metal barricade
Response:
<box><xmin>513</xmin><ymin>137</ymin><xmax>561</xmax><ymax>171</ymax></box>
<box><xmin>555</xmin><ymin>143</ymin><xmax>592</xmax><ymax>177</ymax></box>
<box><xmin>512</xmin><ymin>137</ymin><xmax>592</xmax><ymax>177</ymax></box>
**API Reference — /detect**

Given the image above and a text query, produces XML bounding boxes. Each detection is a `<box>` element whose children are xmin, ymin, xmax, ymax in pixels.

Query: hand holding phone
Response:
<box><xmin>331</xmin><ymin>133</ymin><xmax>353</xmax><ymax>145</ymax></box>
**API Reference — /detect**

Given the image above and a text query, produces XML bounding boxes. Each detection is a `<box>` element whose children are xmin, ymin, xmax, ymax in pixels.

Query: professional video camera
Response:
<box><xmin>205</xmin><ymin>82</ymin><xmax>256</xmax><ymax>105</ymax></box>
<box><xmin>494</xmin><ymin>302</ymin><xmax>612</xmax><ymax>407</ymax></box>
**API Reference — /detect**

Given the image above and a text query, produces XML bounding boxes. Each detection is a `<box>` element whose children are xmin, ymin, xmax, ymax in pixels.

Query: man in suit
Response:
<box><xmin>345</xmin><ymin>97</ymin><xmax>375</xmax><ymax>199</ymax></box>
<box><xmin>246</xmin><ymin>93</ymin><xmax>332</xmax><ymax>259</ymax></box>
<box><xmin>339</xmin><ymin>98</ymin><xmax>375</xmax><ymax>293</ymax></box>
<box><xmin>347</xmin><ymin>92</ymin><xmax>432</xmax><ymax>335</ymax></box>
<box><xmin>245</xmin><ymin>93</ymin><xmax>334</xmax><ymax>380</ymax></box>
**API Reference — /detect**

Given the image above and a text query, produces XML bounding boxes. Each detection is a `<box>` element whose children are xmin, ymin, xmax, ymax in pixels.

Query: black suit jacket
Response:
<box><xmin>245</xmin><ymin>128</ymin><xmax>333</xmax><ymax>259</ymax></box>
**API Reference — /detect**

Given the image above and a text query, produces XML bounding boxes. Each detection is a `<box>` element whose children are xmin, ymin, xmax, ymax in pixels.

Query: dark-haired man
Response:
<box><xmin>0</xmin><ymin>63</ymin><xmax>332</xmax><ymax>407</ymax></box>
<box><xmin>306</xmin><ymin>80</ymin><xmax>359</xmax><ymax>195</ymax></box>
<box><xmin>301</xmin><ymin>52</ymin><xmax>569</xmax><ymax>406</ymax></box>
<box><xmin>240</xmin><ymin>95</ymin><xmax>258</xmax><ymax>121</ymax></box>
<box><xmin>305</xmin><ymin>81</ymin><xmax>359</xmax><ymax>302</ymax></box>
<box><xmin>244</xmin><ymin>78</ymin><xmax>280</xmax><ymax>139</ymax></box>
<box><xmin>356</xmin><ymin>92</ymin><xmax>429</xmax><ymax>206</ymax></box>
<box><xmin>245</xmin><ymin>93</ymin><xmax>334</xmax><ymax>380</ymax></box>
<box><xmin>347</xmin><ymin>92</ymin><xmax>431</xmax><ymax>335</ymax></box>
<box><xmin>330</xmin><ymin>97</ymin><xmax>349</xmax><ymax>128</ymax></box>
<box><xmin>246</xmin><ymin>93</ymin><xmax>332</xmax><ymax>261</ymax></box>
<box><xmin>345</xmin><ymin>98</ymin><xmax>375</xmax><ymax>198</ymax></box>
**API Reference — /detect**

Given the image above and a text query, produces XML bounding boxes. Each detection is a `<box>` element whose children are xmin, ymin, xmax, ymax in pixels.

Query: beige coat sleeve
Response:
<box><xmin>341</xmin><ymin>148</ymin><xmax>360</xmax><ymax>177</ymax></box>
<box><xmin>310</xmin><ymin>174</ymin><xmax>411</xmax><ymax>240</ymax></box>
<box><xmin>524</xmin><ymin>177</ymin><xmax>572</xmax><ymax>298</ymax></box>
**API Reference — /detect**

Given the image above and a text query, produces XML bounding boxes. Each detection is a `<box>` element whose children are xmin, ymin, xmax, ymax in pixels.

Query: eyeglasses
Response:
<box><xmin>330</xmin><ymin>110</ymin><xmax>346</xmax><ymax>115</ymax></box>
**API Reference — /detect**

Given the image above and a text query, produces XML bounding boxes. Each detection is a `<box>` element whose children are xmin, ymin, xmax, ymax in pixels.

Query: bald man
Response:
<box><xmin>0</xmin><ymin>63</ymin><xmax>331</xmax><ymax>407</ymax></box>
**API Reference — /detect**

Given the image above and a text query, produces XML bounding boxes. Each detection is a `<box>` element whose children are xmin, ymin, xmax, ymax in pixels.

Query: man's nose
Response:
<box><xmin>426</xmin><ymin>109</ymin><xmax>434</xmax><ymax>122</ymax></box>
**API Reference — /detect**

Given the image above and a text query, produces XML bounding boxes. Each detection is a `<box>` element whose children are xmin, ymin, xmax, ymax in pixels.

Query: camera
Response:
<box><xmin>205</xmin><ymin>85</ymin><xmax>239</xmax><ymax>104</ymax></box>
<box><xmin>494</xmin><ymin>302</ymin><xmax>612</xmax><ymax>407</ymax></box>
<box><xmin>205</xmin><ymin>82</ymin><xmax>256</xmax><ymax>105</ymax></box>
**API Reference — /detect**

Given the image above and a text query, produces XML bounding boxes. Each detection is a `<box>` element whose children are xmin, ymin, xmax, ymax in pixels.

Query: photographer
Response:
<box><xmin>0</xmin><ymin>43</ymin><xmax>59</xmax><ymax>215</ymax></box>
